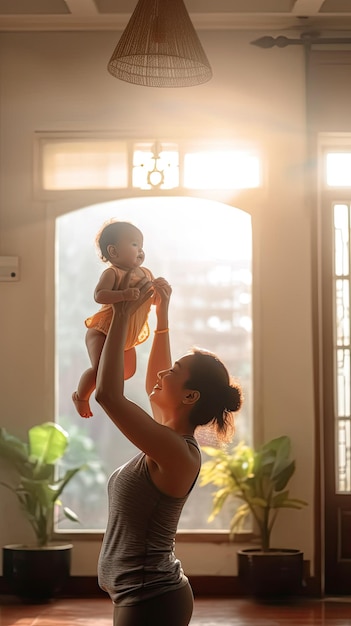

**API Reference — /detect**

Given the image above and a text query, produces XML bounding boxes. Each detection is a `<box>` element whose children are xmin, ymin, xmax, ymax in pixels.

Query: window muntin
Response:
<box><xmin>132</xmin><ymin>143</ymin><xmax>179</xmax><ymax>189</ymax></box>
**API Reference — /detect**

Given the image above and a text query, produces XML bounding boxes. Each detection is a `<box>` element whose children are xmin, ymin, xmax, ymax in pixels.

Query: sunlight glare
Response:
<box><xmin>326</xmin><ymin>153</ymin><xmax>351</xmax><ymax>187</ymax></box>
<box><xmin>184</xmin><ymin>150</ymin><xmax>261</xmax><ymax>190</ymax></box>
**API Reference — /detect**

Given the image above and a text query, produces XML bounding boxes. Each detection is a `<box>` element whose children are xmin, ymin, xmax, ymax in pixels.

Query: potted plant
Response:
<box><xmin>0</xmin><ymin>421</ymin><xmax>86</xmax><ymax>601</ymax></box>
<box><xmin>199</xmin><ymin>435</ymin><xmax>308</xmax><ymax>598</ymax></box>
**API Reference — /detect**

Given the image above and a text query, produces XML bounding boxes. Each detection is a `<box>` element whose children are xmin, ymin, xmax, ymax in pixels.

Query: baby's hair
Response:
<box><xmin>185</xmin><ymin>348</ymin><xmax>243</xmax><ymax>443</ymax></box>
<box><xmin>95</xmin><ymin>219</ymin><xmax>141</xmax><ymax>263</ymax></box>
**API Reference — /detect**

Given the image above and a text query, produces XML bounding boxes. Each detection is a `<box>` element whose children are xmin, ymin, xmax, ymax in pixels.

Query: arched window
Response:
<box><xmin>55</xmin><ymin>196</ymin><xmax>252</xmax><ymax>531</ymax></box>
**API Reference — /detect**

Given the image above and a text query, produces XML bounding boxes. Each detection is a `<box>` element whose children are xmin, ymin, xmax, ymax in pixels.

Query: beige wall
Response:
<box><xmin>0</xmin><ymin>29</ymin><xmax>314</xmax><ymax>576</ymax></box>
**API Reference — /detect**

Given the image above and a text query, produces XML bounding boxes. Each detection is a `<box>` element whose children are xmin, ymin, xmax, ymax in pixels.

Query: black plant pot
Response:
<box><xmin>3</xmin><ymin>543</ymin><xmax>73</xmax><ymax>602</ymax></box>
<box><xmin>237</xmin><ymin>548</ymin><xmax>304</xmax><ymax>600</ymax></box>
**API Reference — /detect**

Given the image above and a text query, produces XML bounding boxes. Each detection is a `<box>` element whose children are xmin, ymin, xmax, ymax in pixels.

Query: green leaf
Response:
<box><xmin>278</xmin><ymin>498</ymin><xmax>308</xmax><ymax>509</ymax></box>
<box><xmin>0</xmin><ymin>421</ymin><xmax>89</xmax><ymax>546</ymax></box>
<box><xmin>0</xmin><ymin>428</ymin><xmax>29</xmax><ymax>469</ymax></box>
<box><xmin>272</xmin><ymin>460</ymin><xmax>295</xmax><ymax>491</ymax></box>
<box><xmin>271</xmin><ymin>490</ymin><xmax>290</xmax><ymax>507</ymax></box>
<box><xmin>200</xmin><ymin>435</ymin><xmax>308</xmax><ymax>548</ymax></box>
<box><xmin>208</xmin><ymin>487</ymin><xmax>231</xmax><ymax>520</ymax></box>
<box><xmin>29</xmin><ymin>422</ymin><xmax>68</xmax><ymax>466</ymax></box>
<box><xmin>250</xmin><ymin>496</ymin><xmax>268</xmax><ymax>507</ymax></box>
<box><xmin>201</xmin><ymin>446</ymin><xmax>224</xmax><ymax>458</ymax></box>
<box><xmin>230</xmin><ymin>503</ymin><xmax>250</xmax><ymax>534</ymax></box>
<box><xmin>261</xmin><ymin>436</ymin><xmax>290</xmax><ymax>459</ymax></box>
<box><xmin>52</xmin><ymin>466</ymin><xmax>86</xmax><ymax>501</ymax></box>
<box><xmin>63</xmin><ymin>507</ymin><xmax>80</xmax><ymax>523</ymax></box>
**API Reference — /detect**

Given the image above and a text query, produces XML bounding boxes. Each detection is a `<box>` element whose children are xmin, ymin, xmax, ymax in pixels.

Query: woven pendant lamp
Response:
<box><xmin>107</xmin><ymin>0</ymin><xmax>212</xmax><ymax>88</ymax></box>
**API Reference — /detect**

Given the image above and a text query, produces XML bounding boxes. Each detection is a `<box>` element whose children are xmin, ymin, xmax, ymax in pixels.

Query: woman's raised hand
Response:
<box><xmin>152</xmin><ymin>277</ymin><xmax>172</xmax><ymax>310</ymax></box>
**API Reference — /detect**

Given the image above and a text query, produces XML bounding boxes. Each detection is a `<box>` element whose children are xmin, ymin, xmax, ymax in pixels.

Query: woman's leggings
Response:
<box><xmin>113</xmin><ymin>582</ymin><xmax>194</xmax><ymax>626</ymax></box>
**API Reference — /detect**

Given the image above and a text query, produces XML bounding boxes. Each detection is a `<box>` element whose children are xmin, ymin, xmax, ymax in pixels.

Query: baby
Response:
<box><xmin>72</xmin><ymin>220</ymin><xmax>153</xmax><ymax>418</ymax></box>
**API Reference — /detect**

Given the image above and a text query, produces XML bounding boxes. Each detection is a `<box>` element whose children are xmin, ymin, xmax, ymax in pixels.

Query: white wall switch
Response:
<box><xmin>0</xmin><ymin>256</ymin><xmax>20</xmax><ymax>281</ymax></box>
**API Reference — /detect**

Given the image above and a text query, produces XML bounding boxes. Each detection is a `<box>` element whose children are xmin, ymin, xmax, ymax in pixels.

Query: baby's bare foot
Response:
<box><xmin>72</xmin><ymin>391</ymin><xmax>93</xmax><ymax>418</ymax></box>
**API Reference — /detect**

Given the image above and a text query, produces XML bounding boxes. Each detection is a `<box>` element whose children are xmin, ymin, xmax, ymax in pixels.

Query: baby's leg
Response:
<box><xmin>124</xmin><ymin>347</ymin><xmax>136</xmax><ymax>380</ymax></box>
<box><xmin>72</xmin><ymin>329</ymin><xmax>105</xmax><ymax>418</ymax></box>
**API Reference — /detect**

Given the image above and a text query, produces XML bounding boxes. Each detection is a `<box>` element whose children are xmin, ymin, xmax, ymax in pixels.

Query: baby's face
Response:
<box><xmin>115</xmin><ymin>226</ymin><xmax>145</xmax><ymax>269</ymax></box>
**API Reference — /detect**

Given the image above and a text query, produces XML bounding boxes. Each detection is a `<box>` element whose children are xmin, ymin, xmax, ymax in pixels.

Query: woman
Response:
<box><xmin>95</xmin><ymin>274</ymin><xmax>243</xmax><ymax>626</ymax></box>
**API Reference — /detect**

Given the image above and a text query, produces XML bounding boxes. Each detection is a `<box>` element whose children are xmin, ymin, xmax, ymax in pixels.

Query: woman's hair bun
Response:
<box><xmin>225</xmin><ymin>382</ymin><xmax>243</xmax><ymax>413</ymax></box>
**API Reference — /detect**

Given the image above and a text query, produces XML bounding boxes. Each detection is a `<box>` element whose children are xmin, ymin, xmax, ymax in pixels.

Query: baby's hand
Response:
<box><xmin>123</xmin><ymin>287</ymin><xmax>140</xmax><ymax>301</ymax></box>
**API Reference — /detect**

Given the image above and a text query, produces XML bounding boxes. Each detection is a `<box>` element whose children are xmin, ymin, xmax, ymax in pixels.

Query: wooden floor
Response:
<box><xmin>1</xmin><ymin>596</ymin><xmax>351</xmax><ymax>626</ymax></box>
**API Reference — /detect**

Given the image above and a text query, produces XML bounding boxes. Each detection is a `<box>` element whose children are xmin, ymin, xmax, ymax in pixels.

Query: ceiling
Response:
<box><xmin>1</xmin><ymin>0</ymin><xmax>351</xmax><ymax>33</ymax></box>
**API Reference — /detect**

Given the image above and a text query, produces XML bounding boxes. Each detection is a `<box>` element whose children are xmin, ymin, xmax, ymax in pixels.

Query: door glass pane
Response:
<box><xmin>333</xmin><ymin>203</ymin><xmax>351</xmax><ymax>492</ymax></box>
<box><xmin>55</xmin><ymin>197</ymin><xmax>252</xmax><ymax>531</ymax></box>
<box><xmin>334</xmin><ymin>204</ymin><xmax>349</xmax><ymax>277</ymax></box>
<box><xmin>338</xmin><ymin>419</ymin><xmax>351</xmax><ymax>492</ymax></box>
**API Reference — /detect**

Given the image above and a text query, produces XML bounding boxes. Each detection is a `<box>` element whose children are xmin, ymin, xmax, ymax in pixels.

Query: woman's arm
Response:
<box><xmin>95</xmin><ymin>276</ymin><xmax>171</xmax><ymax>455</ymax></box>
<box><xmin>95</xmin><ymin>276</ymin><xmax>197</xmax><ymax>495</ymax></box>
<box><xmin>145</xmin><ymin>277</ymin><xmax>172</xmax><ymax>398</ymax></box>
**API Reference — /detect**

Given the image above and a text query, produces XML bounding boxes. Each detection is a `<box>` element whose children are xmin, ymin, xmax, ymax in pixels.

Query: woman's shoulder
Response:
<box><xmin>183</xmin><ymin>434</ymin><xmax>200</xmax><ymax>452</ymax></box>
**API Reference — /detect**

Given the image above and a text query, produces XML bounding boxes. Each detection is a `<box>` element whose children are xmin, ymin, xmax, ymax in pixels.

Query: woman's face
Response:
<box><xmin>150</xmin><ymin>354</ymin><xmax>195</xmax><ymax>410</ymax></box>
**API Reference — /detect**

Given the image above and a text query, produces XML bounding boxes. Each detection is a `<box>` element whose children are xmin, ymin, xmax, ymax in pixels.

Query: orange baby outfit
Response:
<box><xmin>85</xmin><ymin>266</ymin><xmax>153</xmax><ymax>350</ymax></box>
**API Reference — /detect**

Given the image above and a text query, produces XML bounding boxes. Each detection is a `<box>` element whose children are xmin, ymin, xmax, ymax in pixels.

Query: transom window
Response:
<box><xmin>37</xmin><ymin>134</ymin><xmax>262</xmax><ymax>192</ymax></box>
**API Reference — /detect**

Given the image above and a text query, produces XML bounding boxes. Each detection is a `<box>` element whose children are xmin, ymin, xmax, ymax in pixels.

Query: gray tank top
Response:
<box><xmin>97</xmin><ymin>436</ymin><xmax>200</xmax><ymax>606</ymax></box>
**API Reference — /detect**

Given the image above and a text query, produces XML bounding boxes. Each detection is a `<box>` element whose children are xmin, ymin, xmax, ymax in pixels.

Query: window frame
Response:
<box><xmin>38</xmin><ymin>132</ymin><xmax>263</xmax><ymax>542</ymax></box>
<box><xmin>34</xmin><ymin>131</ymin><xmax>263</xmax><ymax>198</ymax></box>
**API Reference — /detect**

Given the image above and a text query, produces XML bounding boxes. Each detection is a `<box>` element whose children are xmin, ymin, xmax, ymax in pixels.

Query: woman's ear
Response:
<box><xmin>182</xmin><ymin>390</ymin><xmax>200</xmax><ymax>405</ymax></box>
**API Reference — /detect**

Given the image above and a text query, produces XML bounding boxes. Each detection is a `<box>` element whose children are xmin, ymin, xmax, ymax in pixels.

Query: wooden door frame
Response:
<box><xmin>317</xmin><ymin>185</ymin><xmax>351</xmax><ymax>594</ymax></box>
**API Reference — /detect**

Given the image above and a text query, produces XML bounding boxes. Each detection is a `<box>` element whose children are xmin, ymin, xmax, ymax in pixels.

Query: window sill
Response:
<box><xmin>176</xmin><ymin>531</ymin><xmax>254</xmax><ymax>543</ymax></box>
<box><xmin>53</xmin><ymin>530</ymin><xmax>254</xmax><ymax>544</ymax></box>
